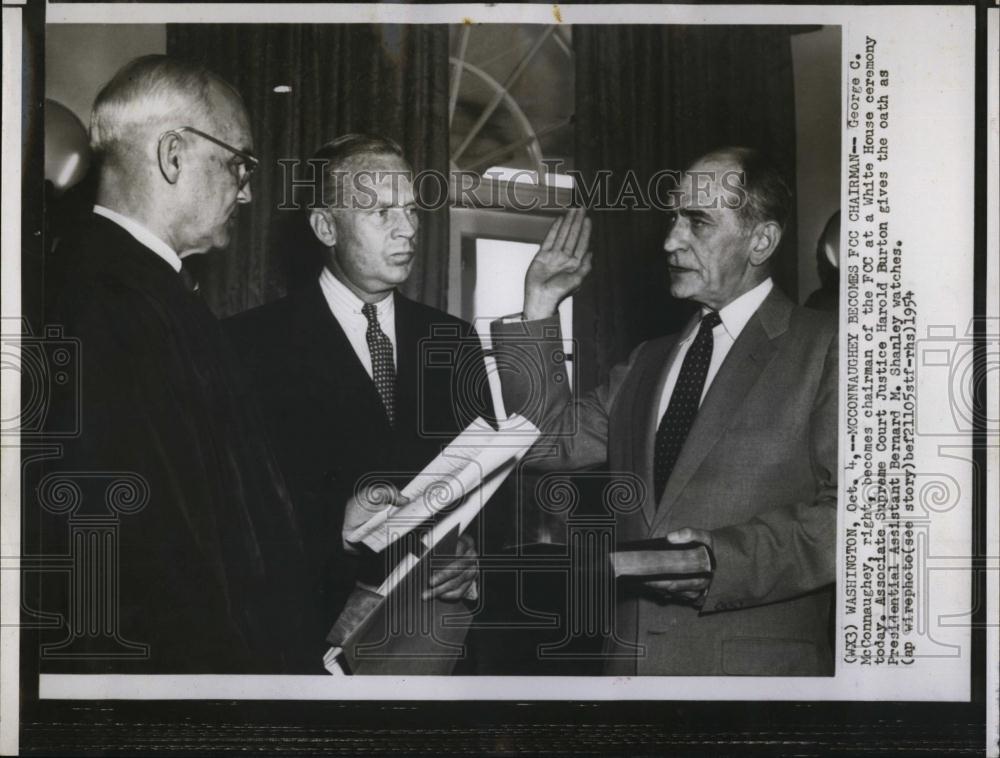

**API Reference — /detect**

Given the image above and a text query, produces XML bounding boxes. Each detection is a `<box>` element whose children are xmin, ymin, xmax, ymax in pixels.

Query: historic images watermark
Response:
<box><xmin>275</xmin><ymin>162</ymin><xmax>754</xmax><ymax>214</ymax></box>
<box><xmin>3</xmin><ymin>318</ymin><xmax>152</xmax><ymax>662</ymax></box>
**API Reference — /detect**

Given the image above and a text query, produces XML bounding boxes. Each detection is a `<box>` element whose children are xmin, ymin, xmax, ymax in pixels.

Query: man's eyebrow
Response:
<box><xmin>678</xmin><ymin>208</ymin><xmax>711</xmax><ymax>222</ymax></box>
<box><xmin>367</xmin><ymin>198</ymin><xmax>417</xmax><ymax>210</ymax></box>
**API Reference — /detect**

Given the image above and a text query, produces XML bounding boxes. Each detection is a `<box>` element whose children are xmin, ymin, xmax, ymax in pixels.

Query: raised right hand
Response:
<box><xmin>523</xmin><ymin>207</ymin><xmax>593</xmax><ymax>321</ymax></box>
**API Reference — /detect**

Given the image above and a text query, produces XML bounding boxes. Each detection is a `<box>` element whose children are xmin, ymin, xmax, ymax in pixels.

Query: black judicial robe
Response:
<box><xmin>38</xmin><ymin>214</ymin><xmax>315</xmax><ymax>673</ymax></box>
<box><xmin>225</xmin><ymin>283</ymin><xmax>492</xmax><ymax>640</ymax></box>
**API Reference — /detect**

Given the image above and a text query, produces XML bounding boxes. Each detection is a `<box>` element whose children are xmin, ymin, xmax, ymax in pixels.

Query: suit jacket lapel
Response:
<box><xmin>632</xmin><ymin>330</ymin><xmax>689</xmax><ymax>530</ymax></box>
<box><xmin>392</xmin><ymin>292</ymin><xmax>421</xmax><ymax>426</ymax></box>
<box><xmin>291</xmin><ymin>282</ymin><xmax>390</xmax><ymax>430</ymax></box>
<box><xmin>650</xmin><ymin>289</ymin><xmax>791</xmax><ymax>533</ymax></box>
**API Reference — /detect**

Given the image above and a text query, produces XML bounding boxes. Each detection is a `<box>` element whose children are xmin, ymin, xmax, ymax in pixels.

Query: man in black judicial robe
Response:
<box><xmin>226</xmin><ymin>135</ymin><xmax>485</xmax><ymax>648</ymax></box>
<box><xmin>37</xmin><ymin>56</ymin><xmax>315</xmax><ymax>673</ymax></box>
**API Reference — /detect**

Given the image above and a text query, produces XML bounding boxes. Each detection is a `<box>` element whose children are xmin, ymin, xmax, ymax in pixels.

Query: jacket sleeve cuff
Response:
<box><xmin>490</xmin><ymin>313</ymin><xmax>562</xmax><ymax>341</ymax></box>
<box><xmin>698</xmin><ymin>527</ymin><xmax>749</xmax><ymax>614</ymax></box>
<box><xmin>489</xmin><ymin>314</ymin><xmax>568</xmax><ymax>424</ymax></box>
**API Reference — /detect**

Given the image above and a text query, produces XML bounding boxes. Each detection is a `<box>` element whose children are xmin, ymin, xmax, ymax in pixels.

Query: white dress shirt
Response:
<box><xmin>93</xmin><ymin>204</ymin><xmax>183</xmax><ymax>273</ymax></box>
<box><xmin>655</xmin><ymin>278</ymin><xmax>774</xmax><ymax>423</ymax></box>
<box><xmin>318</xmin><ymin>267</ymin><xmax>397</xmax><ymax>379</ymax></box>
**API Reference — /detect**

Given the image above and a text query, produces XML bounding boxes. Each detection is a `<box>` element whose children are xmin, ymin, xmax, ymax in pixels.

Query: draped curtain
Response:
<box><xmin>573</xmin><ymin>25</ymin><xmax>800</xmax><ymax>391</ymax></box>
<box><xmin>167</xmin><ymin>24</ymin><xmax>450</xmax><ymax>317</ymax></box>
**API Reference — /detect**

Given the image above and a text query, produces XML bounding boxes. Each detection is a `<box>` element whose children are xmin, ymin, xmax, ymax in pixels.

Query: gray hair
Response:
<box><xmin>715</xmin><ymin>146</ymin><xmax>793</xmax><ymax>231</ymax></box>
<box><xmin>89</xmin><ymin>55</ymin><xmax>224</xmax><ymax>168</ymax></box>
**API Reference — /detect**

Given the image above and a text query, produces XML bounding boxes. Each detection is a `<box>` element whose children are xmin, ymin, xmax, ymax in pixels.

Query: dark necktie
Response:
<box><xmin>653</xmin><ymin>310</ymin><xmax>722</xmax><ymax>503</ymax></box>
<box><xmin>362</xmin><ymin>302</ymin><xmax>396</xmax><ymax>427</ymax></box>
<box><xmin>179</xmin><ymin>263</ymin><xmax>200</xmax><ymax>294</ymax></box>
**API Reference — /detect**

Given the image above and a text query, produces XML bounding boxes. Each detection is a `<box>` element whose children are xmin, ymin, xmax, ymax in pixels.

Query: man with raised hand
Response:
<box><xmin>493</xmin><ymin>148</ymin><xmax>838</xmax><ymax>676</ymax></box>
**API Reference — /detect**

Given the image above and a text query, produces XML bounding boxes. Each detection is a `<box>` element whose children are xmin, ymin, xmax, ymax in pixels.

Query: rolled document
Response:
<box><xmin>346</xmin><ymin>414</ymin><xmax>540</xmax><ymax>552</ymax></box>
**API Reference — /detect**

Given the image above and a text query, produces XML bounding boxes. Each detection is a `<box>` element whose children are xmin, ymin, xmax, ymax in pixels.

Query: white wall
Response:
<box><xmin>45</xmin><ymin>24</ymin><xmax>166</xmax><ymax>125</ymax></box>
<box><xmin>792</xmin><ymin>26</ymin><xmax>842</xmax><ymax>302</ymax></box>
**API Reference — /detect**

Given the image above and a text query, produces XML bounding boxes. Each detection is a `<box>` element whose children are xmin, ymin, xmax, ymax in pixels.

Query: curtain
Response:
<box><xmin>573</xmin><ymin>25</ymin><xmax>800</xmax><ymax>391</ymax></box>
<box><xmin>167</xmin><ymin>24</ymin><xmax>450</xmax><ymax>317</ymax></box>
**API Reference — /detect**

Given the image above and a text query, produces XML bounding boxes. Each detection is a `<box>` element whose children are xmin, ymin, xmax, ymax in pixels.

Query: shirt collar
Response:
<box><xmin>713</xmin><ymin>277</ymin><xmax>773</xmax><ymax>341</ymax></box>
<box><xmin>318</xmin><ymin>266</ymin><xmax>394</xmax><ymax>318</ymax></box>
<box><xmin>93</xmin><ymin>205</ymin><xmax>183</xmax><ymax>273</ymax></box>
<box><xmin>683</xmin><ymin>277</ymin><xmax>774</xmax><ymax>343</ymax></box>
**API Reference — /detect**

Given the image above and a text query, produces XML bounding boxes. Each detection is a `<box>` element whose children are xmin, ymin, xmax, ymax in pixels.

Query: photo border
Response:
<box><xmin>2</xmin><ymin>1</ymin><xmax>993</xmax><ymax>753</ymax></box>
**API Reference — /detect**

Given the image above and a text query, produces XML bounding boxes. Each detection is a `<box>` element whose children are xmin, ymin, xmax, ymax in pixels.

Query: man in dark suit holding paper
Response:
<box><xmin>227</xmin><ymin>135</ymin><xmax>482</xmax><ymax>659</ymax></box>
<box><xmin>492</xmin><ymin>147</ymin><xmax>838</xmax><ymax>675</ymax></box>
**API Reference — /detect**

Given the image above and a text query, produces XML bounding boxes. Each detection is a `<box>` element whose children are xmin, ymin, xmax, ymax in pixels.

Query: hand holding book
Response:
<box><xmin>611</xmin><ymin>528</ymin><xmax>716</xmax><ymax>605</ymax></box>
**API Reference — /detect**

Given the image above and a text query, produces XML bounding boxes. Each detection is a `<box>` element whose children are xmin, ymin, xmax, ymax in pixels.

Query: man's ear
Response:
<box><xmin>309</xmin><ymin>209</ymin><xmax>337</xmax><ymax>248</ymax></box>
<box><xmin>749</xmin><ymin>220</ymin><xmax>782</xmax><ymax>267</ymax></box>
<box><xmin>157</xmin><ymin>132</ymin><xmax>183</xmax><ymax>185</ymax></box>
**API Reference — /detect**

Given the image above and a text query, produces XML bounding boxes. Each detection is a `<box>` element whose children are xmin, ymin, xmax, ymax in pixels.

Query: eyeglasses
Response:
<box><xmin>161</xmin><ymin>126</ymin><xmax>259</xmax><ymax>190</ymax></box>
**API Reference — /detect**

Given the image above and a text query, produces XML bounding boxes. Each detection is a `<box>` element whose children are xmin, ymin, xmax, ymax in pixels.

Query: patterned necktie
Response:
<box><xmin>362</xmin><ymin>302</ymin><xmax>396</xmax><ymax>427</ymax></box>
<box><xmin>653</xmin><ymin>310</ymin><xmax>722</xmax><ymax>504</ymax></box>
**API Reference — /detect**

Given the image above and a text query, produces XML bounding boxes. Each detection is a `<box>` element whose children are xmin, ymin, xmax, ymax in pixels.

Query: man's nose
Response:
<box><xmin>663</xmin><ymin>221</ymin><xmax>684</xmax><ymax>253</ymax></box>
<box><xmin>393</xmin><ymin>209</ymin><xmax>417</xmax><ymax>238</ymax></box>
<box><xmin>237</xmin><ymin>180</ymin><xmax>252</xmax><ymax>204</ymax></box>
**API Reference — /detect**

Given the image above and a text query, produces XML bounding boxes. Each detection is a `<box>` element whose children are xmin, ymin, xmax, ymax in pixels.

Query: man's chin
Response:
<box><xmin>210</xmin><ymin>231</ymin><xmax>233</xmax><ymax>252</ymax></box>
<box><xmin>389</xmin><ymin>259</ymin><xmax>415</xmax><ymax>280</ymax></box>
<box><xmin>213</xmin><ymin>216</ymin><xmax>239</xmax><ymax>249</ymax></box>
<box><xmin>667</xmin><ymin>275</ymin><xmax>702</xmax><ymax>302</ymax></box>
<box><xmin>667</xmin><ymin>283</ymin><xmax>689</xmax><ymax>300</ymax></box>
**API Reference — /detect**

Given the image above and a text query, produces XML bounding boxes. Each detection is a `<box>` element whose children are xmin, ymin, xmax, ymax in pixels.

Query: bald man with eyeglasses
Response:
<box><xmin>39</xmin><ymin>55</ymin><xmax>317</xmax><ymax>674</ymax></box>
